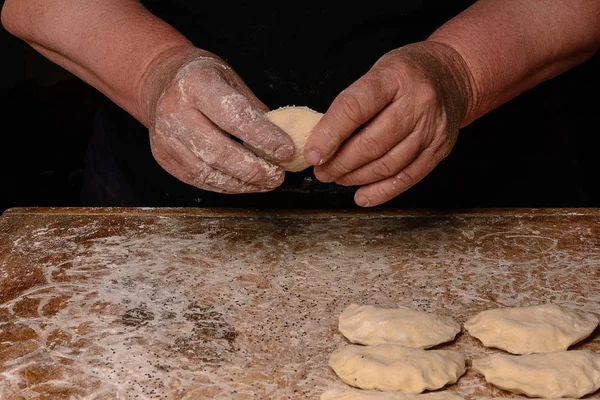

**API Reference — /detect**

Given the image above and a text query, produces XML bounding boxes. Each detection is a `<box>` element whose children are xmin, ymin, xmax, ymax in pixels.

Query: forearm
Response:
<box><xmin>1</xmin><ymin>0</ymin><xmax>195</xmax><ymax>125</ymax></box>
<box><xmin>428</xmin><ymin>0</ymin><xmax>600</xmax><ymax>126</ymax></box>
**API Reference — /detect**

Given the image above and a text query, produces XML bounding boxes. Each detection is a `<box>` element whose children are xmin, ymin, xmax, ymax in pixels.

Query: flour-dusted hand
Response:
<box><xmin>305</xmin><ymin>41</ymin><xmax>473</xmax><ymax>206</ymax></box>
<box><xmin>141</xmin><ymin>47</ymin><xmax>295</xmax><ymax>194</ymax></box>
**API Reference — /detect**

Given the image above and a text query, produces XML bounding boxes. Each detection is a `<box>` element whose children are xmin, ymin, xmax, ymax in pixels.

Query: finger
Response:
<box><xmin>303</xmin><ymin>71</ymin><xmax>399</xmax><ymax>166</ymax></box>
<box><xmin>313</xmin><ymin>100</ymin><xmax>418</xmax><ymax>182</ymax></box>
<box><xmin>182</xmin><ymin>63</ymin><xmax>294</xmax><ymax>161</ymax></box>
<box><xmin>353</xmin><ymin>147</ymin><xmax>442</xmax><ymax>207</ymax></box>
<box><xmin>150</xmin><ymin>130</ymin><xmax>270</xmax><ymax>194</ymax></box>
<box><xmin>333</xmin><ymin>131</ymin><xmax>423</xmax><ymax>187</ymax></box>
<box><xmin>172</xmin><ymin>109</ymin><xmax>285</xmax><ymax>189</ymax></box>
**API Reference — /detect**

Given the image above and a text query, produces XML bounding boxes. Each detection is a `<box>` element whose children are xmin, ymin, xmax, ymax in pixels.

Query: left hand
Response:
<box><xmin>304</xmin><ymin>41</ymin><xmax>473</xmax><ymax>207</ymax></box>
<box><xmin>142</xmin><ymin>47</ymin><xmax>294</xmax><ymax>194</ymax></box>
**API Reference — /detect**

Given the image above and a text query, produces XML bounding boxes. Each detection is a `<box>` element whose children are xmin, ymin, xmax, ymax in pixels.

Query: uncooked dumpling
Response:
<box><xmin>475</xmin><ymin>398</ymin><xmax>580</xmax><ymax>400</ymax></box>
<box><xmin>321</xmin><ymin>388</ymin><xmax>464</xmax><ymax>400</ymax></box>
<box><xmin>464</xmin><ymin>304</ymin><xmax>599</xmax><ymax>354</ymax></box>
<box><xmin>338</xmin><ymin>304</ymin><xmax>461</xmax><ymax>348</ymax></box>
<box><xmin>266</xmin><ymin>106</ymin><xmax>323</xmax><ymax>172</ymax></box>
<box><xmin>472</xmin><ymin>350</ymin><xmax>600</xmax><ymax>398</ymax></box>
<box><xmin>328</xmin><ymin>344</ymin><xmax>466</xmax><ymax>393</ymax></box>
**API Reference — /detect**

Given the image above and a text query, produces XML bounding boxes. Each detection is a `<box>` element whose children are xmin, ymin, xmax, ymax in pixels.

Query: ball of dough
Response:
<box><xmin>266</xmin><ymin>106</ymin><xmax>323</xmax><ymax>172</ymax></box>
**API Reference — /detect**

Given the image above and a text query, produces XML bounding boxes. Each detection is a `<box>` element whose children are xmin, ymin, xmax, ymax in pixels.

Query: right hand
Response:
<box><xmin>142</xmin><ymin>46</ymin><xmax>295</xmax><ymax>194</ymax></box>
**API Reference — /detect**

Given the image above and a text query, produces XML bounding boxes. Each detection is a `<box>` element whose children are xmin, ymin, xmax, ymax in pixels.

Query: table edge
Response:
<box><xmin>2</xmin><ymin>206</ymin><xmax>599</xmax><ymax>219</ymax></box>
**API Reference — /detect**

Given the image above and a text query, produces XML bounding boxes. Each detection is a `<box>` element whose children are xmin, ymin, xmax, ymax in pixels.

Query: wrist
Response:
<box><xmin>424</xmin><ymin>40</ymin><xmax>478</xmax><ymax>128</ymax></box>
<box><xmin>394</xmin><ymin>40</ymin><xmax>477</xmax><ymax>129</ymax></box>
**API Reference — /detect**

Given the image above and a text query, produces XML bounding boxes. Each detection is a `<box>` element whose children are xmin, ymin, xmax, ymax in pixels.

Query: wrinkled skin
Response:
<box><xmin>306</xmin><ymin>41</ymin><xmax>472</xmax><ymax>207</ymax></box>
<box><xmin>143</xmin><ymin>48</ymin><xmax>295</xmax><ymax>194</ymax></box>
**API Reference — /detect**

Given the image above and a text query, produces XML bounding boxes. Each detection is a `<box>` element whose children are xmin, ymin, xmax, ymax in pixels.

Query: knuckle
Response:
<box><xmin>190</xmin><ymin>165</ymin><xmax>210</xmax><ymax>185</ymax></box>
<box><xmin>375</xmin><ymin>155</ymin><xmax>399</xmax><ymax>178</ymax></box>
<box><xmin>378</xmin><ymin>49</ymin><xmax>402</xmax><ymax>65</ymax></box>
<box><xmin>192</xmin><ymin>166</ymin><xmax>220</xmax><ymax>188</ymax></box>
<box><xmin>336</xmin><ymin>91</ymin><xmax>366</xmax><ymax>126</ymax></box>
<box><xmin>196</xmin><ymin>64</ymin><xmax>228</xmax><ymax>86</ymax></box>
<box><xmin>182</xmin><ymin>59</ymin><xmax>217</xmax><ymax>77</ymax></box>
<box><xmin>335</xmin><ymin>176</ymin><xmax>356</xmax><ymax>187</ymax></box>
<box><xmin>394</xmin><ymin>169</ymin><xmax>416</xmax><ymax>189</ymax></box>
<box><xmin>328</xmin><ymin>158</ymin><xmax>355</xmax><ymax>177</ymax></box>
<box><xmin>176</xmin><ymin>64</ymin><xmax>223</xmax><ymax>101</ymax></box>
<box><xmin>237</xmin><ymin>165</ymin><xmax>267</xmax><ymax>185</ymax></box>
<box><xmin>358</xmin><ymin>134</ymin><xmax>384</xmax><ymax>159</ymax></box>
<box><xmin>371</xmin><ymin>183</ymin><xmax>396</xmax><ymax>203</ymax></box>
<box><xmin>199</xmin><ymin>150</ymin><xmax>225</xmax><ymax>168</ymax></box>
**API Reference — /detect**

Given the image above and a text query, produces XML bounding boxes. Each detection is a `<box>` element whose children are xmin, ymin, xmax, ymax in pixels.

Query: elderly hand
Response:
<box><xmin>304</xmin><ymin>41</ymin><xmax>473</xmax><ymax>207</ymax></box>
<box><xmin>142</xmin><ymin>47</ymin><xmax>294</xmax><ymax>194</ymax></box>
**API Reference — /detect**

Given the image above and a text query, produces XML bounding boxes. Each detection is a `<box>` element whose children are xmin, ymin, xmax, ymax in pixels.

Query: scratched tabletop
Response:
<box><xmin>0</xmin><ymin>207</ymin><xmax>598</xmax><ymax>399</ymax></box>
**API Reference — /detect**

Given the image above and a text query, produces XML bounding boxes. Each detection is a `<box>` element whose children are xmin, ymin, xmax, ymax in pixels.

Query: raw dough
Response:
<box><xmin>321</xmin><ymin>388</ymin><xmax>464</xmax><ymax>400</ymax></box>
<box><xmin>472</xmin><ymin>350</ymin><xmax>600</xmax><ymax>398</ymax></box>
<box><xmin>464</xmin><ymin>304</ymin><xmax>599</xmax><ymax>354</ymax></box>
<box><xmin>475</xmin><ymin>398</ymin><xmax>580</xmax><ymax>400</ymax></box>
<box><xmin>338</xmin><ymin>304</ymin><xmax>461</xmax><ymax>348</ymax></box>
<box><xmin>328</xmin><ymin>344</ymin><xmax>466</xmax><ymax>393</ymax></box>
<box><xmin>266</xmin><ymin>106</ymin><xmax>323</xmax><ymax>172</ymax></box>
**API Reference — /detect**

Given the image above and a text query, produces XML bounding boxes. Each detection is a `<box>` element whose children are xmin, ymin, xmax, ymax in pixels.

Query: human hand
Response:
<box><xmin>304</xmin><ymin>41</ymin><xmax>473</xmax><ymax>207</ymax></box>
<box><xmin>142</xmin><ymin>46</ymin><xmax>294</xmax><ymax>194</ymax></box>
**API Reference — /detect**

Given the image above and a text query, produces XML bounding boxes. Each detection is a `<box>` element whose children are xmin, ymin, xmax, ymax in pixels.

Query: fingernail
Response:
<box><xmin>314</xmin><ymin>170</ymin><xmax>332</xmax><ymax>183</ymax></box>
<box><xmin>275</xmin><ymin>144</ymin><xmax>294</xmax><ymax>160</ymax></box>
<box><xmin>355</xmin><ymin>195</ymin><xmax>370</xmax><ymax>207</ymax></box>
<box><xmin>305</xmin><ymin>149</ymin><xmax>321</xmax><ymax>166</ymax></box>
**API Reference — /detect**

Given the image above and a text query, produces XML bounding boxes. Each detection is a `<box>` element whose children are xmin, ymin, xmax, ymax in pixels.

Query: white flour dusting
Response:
<box><xmin>0</xmin><ymin>212</ymin><xmax>598</xmax><ymax>399</ymax></box>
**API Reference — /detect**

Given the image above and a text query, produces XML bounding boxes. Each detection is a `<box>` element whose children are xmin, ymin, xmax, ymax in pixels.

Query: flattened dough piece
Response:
<box><xmin>328</xmin><ymin>344</ymin><xmax>466</xmax><ymax>393</ymax></box>
<box><xmin>266</xmin><ymin>106</ymin><xmax>323</xmax><ymax>172</ymax></box>
<box><xmin>475</xmin><ymin>398</ymin><xmax>580</xmax><ymax>400</ymax></box>
<box><xmin>464</xmin><ymin>304</ymin><xmax>599</xmax><ymax>354</ymax></box>
<box><xmin>321</xmin><ymin>388</ymin><xmax>464</xmax><ymax>400</ymax></box>
<box><xmin>339</xmin><ymin>304</ymin><xmax>461</xmax><ymax>348</ymax></box>
<box><xmin>472</xmin><ymin>350</ymin><xmax>600</xmax><ymax>398</ymax></box>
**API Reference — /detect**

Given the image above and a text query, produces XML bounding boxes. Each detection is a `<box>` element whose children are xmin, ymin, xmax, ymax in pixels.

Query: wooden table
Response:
<box><xmin>0</xmin><ymin>207</ymin><xmax>598</xmax><ymax>399</ymax></box>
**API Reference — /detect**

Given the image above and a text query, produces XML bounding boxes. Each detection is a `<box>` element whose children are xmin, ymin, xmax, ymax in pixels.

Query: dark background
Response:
<box><xmin>1</xmin><ymin>23</ymin><xmax>598</xmax><ymax>213</ymax></box>
<box><xmin>1</xmin><ymin>27</ymin><xmax>100</xmax><ymax>214</ymax></box>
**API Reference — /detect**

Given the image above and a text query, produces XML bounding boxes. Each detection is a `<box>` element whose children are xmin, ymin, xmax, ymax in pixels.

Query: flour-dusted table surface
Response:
<box><xmin>0</xmin><ymin>207</ymin><xmax>598</xmax><ymax>399</ymax></box>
